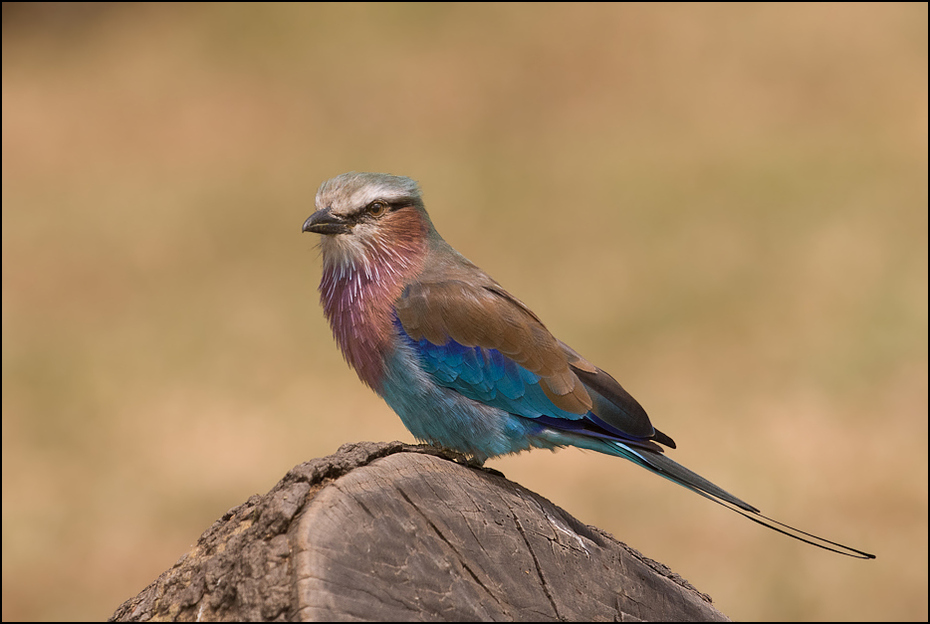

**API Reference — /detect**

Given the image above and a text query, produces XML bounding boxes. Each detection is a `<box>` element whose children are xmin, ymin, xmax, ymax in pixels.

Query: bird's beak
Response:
<box><xmin>302</xmin><ymin>210</ymin><xmax>351</xmax><ymax>235</ymax></box>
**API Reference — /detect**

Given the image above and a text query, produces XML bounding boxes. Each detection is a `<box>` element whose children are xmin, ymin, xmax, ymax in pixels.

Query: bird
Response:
<box><xmin>302</xmin><ymin>171</ymin><xmax>875</xmax><ymax>559</ymax></box>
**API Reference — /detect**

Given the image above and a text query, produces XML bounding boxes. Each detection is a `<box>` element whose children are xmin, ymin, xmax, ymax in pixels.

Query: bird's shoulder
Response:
<box><xmin>399</xmin><ymin>240</ymin><xmax>544</xmax><ymax>330</ymax></box>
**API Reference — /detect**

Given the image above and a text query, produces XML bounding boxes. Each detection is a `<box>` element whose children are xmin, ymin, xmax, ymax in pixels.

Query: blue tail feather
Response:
<box><xmin>536</xmin><ymin>426</ymin><xmax>875</xmax><ymax>559</ymax></box>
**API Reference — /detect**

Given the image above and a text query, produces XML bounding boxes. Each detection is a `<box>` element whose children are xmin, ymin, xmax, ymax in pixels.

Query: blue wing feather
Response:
<box><xmin>400</xmin><ymin>321</ymin><xmax>586</xmax><ymax>422</ymax></box>
<box><xmin>397</xmin><ymin>317</ymin><xmax>676</xmax><ymax>457</ymax></box>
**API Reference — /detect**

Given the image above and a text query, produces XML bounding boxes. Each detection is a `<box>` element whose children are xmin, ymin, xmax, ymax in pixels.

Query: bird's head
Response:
<box><xmin>302</xmin><ymin>172</ymin><xmax>434</xmax><ymax>270</ymax></box>
<box><xmin>302</xmin><ymin>173</ymin><xmax>438</xmax><ymax>385</ymax></box>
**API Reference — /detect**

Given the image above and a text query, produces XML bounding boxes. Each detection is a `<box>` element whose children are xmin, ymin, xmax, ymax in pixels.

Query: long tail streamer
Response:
<box><xmin>613</xmin><ymin>441</ymin><xmax>876</xmax><ymax>559</ymax></box>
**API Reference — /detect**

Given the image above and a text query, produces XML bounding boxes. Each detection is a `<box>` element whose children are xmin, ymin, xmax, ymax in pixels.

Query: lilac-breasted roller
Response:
<box><xmin>302</xmin><ymin>171</ymin><xmax>874</xmax><ymax>559</ymax></box>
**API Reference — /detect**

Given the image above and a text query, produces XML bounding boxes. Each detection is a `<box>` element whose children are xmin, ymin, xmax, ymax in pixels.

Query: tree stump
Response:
<box><xmin>109</xmin><ymin>441</ymin><xmax>728</xmax><ymax>622</ymax></box>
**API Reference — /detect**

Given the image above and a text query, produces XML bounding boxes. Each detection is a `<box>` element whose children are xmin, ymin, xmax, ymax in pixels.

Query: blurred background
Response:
<box><xmin>2</xmin><ymin>3</ymin><xmax>926</xmax><ymax>621</ymax></box>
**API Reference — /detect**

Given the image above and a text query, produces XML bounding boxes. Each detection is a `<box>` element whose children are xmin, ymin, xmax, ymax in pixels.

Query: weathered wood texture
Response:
<box><xmin>109</xmin><ymin>441</ymin><xmax>728</xmax><ymax>622</ymax></box>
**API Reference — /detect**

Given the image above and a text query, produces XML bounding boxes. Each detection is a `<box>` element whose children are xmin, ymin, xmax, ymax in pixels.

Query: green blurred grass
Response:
<box><xmin>3</xmin><ymin>3</ymin><xmax>927</xmax><ymax>621</ymax></box>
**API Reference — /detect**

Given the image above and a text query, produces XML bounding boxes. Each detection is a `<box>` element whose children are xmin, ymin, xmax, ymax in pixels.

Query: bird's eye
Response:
<box><xmin>367</xmin><ymin>201</ymin><xmax>387</xmax><ymax>217</ymax></box>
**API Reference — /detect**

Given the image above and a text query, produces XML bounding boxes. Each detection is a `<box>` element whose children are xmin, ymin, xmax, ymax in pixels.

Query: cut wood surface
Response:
<box><xmin>109</xmin><ymin>441</ymin><xmax>728</xmax><ymax>622</ymax></box>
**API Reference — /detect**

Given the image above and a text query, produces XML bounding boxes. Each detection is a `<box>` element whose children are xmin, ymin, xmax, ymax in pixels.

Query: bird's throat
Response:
<box><xmin>318</xmin><ymin>214</ymin><xmax>429</xmax><ymax>390</ymax></box>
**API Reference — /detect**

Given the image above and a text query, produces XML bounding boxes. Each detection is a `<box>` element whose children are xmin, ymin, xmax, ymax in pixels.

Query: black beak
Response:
<box><xmin>302</xmin><ymin>210</ymin><xmax>351</xmax><ymax>235</ymax></box>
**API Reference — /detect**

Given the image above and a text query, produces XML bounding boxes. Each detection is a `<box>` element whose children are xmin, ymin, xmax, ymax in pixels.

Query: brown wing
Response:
<box><xmin>396</xmin><ymin>279</ymin><xmax>672</xmax><ymax>447</ymax></box>
<box><xmin>395</xmin><ymin>280</ymin><xmax>592</xmax><ymax>414</ymax></box>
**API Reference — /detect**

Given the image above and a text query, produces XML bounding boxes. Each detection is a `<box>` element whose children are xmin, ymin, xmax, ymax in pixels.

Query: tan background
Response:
<box><xmin>2</xmin><ymin>3</ymin><xmax>927</xmax><ymax>621</ymax></box>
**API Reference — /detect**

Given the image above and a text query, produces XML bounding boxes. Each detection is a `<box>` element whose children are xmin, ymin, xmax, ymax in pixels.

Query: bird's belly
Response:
<box><xmin>378</xmin><ymin>340</ymin><xmax>547</xmax><ymax>463</ymax></box>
